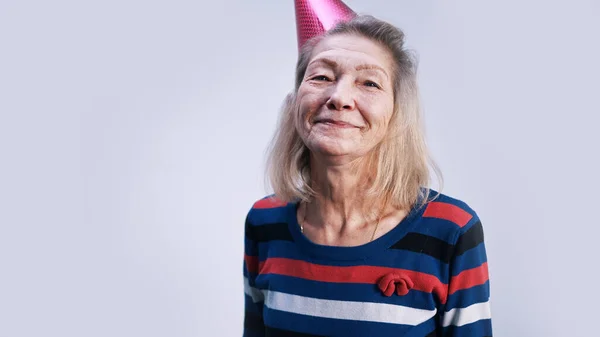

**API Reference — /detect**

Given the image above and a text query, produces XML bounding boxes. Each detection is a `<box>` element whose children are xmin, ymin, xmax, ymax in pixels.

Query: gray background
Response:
<box><xmin>1</xmin><ymin>0</ymin><xmax>599</xmax><ymax>336</ymax></box>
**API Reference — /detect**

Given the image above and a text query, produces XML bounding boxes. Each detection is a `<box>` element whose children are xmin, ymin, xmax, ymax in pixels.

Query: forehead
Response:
<box><xmin>309</xmin><ymin>34</ymin><xmax>393</xmax><ymax>70</ymax></box>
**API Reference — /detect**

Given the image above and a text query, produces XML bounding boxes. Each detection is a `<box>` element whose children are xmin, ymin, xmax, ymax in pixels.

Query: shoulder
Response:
<box><xmin>419</xmin><ymin>190</ymin><xmax>482</xmax><ymax>244</ymax></box>
<box><xmin>250</xmin><ymin>194</ymin><xmax>289</xmax><ymax>210</ymax></box>
<box><xmin>245</xmin><ymin>194</ymin><xmax>293</xmax><ymax>227</ymax></box>
<box><xmin>244</xmin><ymin>194</ymin><xmax>296</xmax><ymax>244</ymax></box>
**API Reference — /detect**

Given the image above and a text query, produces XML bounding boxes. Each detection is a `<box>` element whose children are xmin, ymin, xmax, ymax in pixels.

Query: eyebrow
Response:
<box><xmin>355</xmin><ymin>64</ymin><xmax>389</xmax><ymax>79</ymax></box>
<box><xmin>308</xmin><ymin>58</ymin><xmax>389</xmax><ymax>79</ymax></box>
<box><xmin>308</xmin><ymin>58</ymin><xmax>338</xmax><ymax>69</ymax></box>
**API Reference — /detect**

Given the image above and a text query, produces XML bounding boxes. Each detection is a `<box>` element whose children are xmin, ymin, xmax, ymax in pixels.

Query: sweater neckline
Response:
<box><xmin>286</xmin><ymin>200</ymin><xmax>425</xmax><ymax>261</ymax></box>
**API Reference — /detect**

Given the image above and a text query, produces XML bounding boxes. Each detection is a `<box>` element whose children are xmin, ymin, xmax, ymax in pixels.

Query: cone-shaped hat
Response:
<box><xmin>294</xmin><ymin>0</ymin><xmax>356</xmax><ymax>49</ymax></box>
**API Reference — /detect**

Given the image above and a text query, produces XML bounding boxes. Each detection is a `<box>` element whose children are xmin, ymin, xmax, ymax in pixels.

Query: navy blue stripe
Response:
<box><xmin>249</xmin><ymin>206</ymin><xmax>291</xmax><ymax>224</ymax></box>
<box><xmin>245</xmin><ymin>237</ymin><xmax>259</xmax><ymax>255</ymax></box>
<box><xmin>452</xmin><ymin>243</ymin><xmax>487</xmax><ymax>276</ymax></box>
<box><xmin>425</xmin><ymin>329</ymin><xmax>439</xmax><ymax>337</ymax></box>
<box><xmin>405</xmin><ymin>218</ymin><xmax>462</xmax><ymax>243</ymax></box>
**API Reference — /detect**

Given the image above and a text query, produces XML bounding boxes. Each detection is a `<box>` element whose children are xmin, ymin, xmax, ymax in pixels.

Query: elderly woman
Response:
<box><xmin>243</xmin><ymin>1</ymin><xmax>492</xmax><ymax>336</ymax></box>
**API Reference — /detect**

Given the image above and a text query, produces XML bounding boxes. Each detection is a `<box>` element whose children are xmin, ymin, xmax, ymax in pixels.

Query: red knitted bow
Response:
<box><xmin>377</xmin><ymin>273</ymin><xmax>414</xmax><ymax>297</ymax></box>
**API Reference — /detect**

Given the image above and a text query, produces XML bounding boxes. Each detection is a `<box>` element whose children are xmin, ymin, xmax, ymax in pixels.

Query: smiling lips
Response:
<box><xmin>315</xmin><ymin>118</ymin><xmax>359</xmax><ymax>128</ymax></box>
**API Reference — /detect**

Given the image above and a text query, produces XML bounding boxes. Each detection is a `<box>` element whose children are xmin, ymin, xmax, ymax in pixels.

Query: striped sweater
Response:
<box><xmin>243</xmin><ymin>192</ymin><xmax>492</xmax><ymax>336</ymax></box>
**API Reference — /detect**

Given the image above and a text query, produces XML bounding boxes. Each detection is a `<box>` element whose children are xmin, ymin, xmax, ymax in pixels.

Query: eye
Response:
<box><xmin>311</xmin><ymin>75</ymin><xmax>331</xmax><ymax>81</ymax></box>
<box><xmin>364</xmin><ymin>81</ymin><xmax>381</xmax><ymax>89</ymax></box>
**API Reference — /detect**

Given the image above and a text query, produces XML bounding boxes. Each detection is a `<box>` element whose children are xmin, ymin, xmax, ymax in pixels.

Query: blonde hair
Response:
<box><xmin>265</xmin><ymin>15</ymin><xmax>442</xmax><ymax>211</ymax></box>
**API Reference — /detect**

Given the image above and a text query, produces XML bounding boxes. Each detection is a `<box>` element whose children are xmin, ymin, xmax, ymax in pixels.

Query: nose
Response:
<box><xmin>326</xmin><ymin>79</ymin><xmax>355</xmax><ymax>111</ymax></box>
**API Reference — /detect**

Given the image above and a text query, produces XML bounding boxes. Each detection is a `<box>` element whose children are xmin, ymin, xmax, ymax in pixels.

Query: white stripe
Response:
<box><xmin>243</xmin><ymin>277</ymin><xmax>264</xmax><ymax>303</ymax></box>
<box><xmin>264</xmin><ymin>290</ymin><xmax>436</xmax><ymax>326</ymax></box>
<box><xmin>442</xmin><ymin>301</ymin><xmax>491</xmax><ymax>327</ymax></box>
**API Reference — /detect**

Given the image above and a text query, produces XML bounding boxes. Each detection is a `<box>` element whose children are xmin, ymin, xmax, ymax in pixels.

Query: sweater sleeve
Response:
<box><xmin>440</xmin><ymin>216</ymin><xmax>493</xmax><ymax>336</ymax></box>
<box><xmin>243</xmin><ymin>213</ymin><xmax>266</xmax><ymax>337</ymax></box>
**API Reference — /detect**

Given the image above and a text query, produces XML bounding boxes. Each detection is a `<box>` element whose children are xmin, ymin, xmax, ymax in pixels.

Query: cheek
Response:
<box><xmin>294</xmin><ymin>97</ymin><xmax>314</xmax><ymax>136</ymax></box>
<box><xmin>382</xmin><ymin>103</ymin><xmax>394</xmax><ymax>126</ymax></box>
<box><xmin>360</xmin><ymin>96</ymin><xmax>394</xmax><ymax>129</ymax></box>
<box><xmin>297</xmin><ymin>90</ymin><xmax>321</xmax><ymax>122</ymax></box>
<box><xmin>378</xmin><ymin>94</ymin><xmax>395</xmax><ymax>122</ymax></box>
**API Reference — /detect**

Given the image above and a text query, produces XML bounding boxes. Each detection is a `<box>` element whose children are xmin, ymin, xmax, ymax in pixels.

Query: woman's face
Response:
<box><xmin>296</xmin><ymin>33</ymin><xmax>395</xmax><ymax>163</ymax></box>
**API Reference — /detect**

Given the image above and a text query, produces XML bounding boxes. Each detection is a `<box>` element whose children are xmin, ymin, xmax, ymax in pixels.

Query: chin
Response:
<box><xmin>310</xmin><ymin>141</ymin><xmax>358</xmax><ymax>158</ymax></box>
<box><xmin>302</xmin><ymin>132</ymin><xmax>367</xmax><ymax>159</ymax></box>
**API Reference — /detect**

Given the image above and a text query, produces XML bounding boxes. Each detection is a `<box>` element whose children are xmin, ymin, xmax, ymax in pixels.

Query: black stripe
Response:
<box><xmin>390</xmin><ymin>233</ymin><xmax>454</xmax><ymax>263</ymax></box>
<box><xmin>246</xmin><ymin>221</ymin><xmax>295</xmax><ymax>242</ymax></box>
<box><xmin>244</xmin><ymin>311</ymin><xmax>264</xmax><ymax>331</ymax></box>
<box><xmin>455</xmin><ymin>220</ymin><xmax>484</xmax><ymax>256</ymax></box>
<box><xmin>266</xmin><ymin>327</ymin><xmax>327</xmax><ymax>337</ymax></box>
<box><xmin>389</xmin><ymin>220</ymin><xmax>485</xmax><ymax>262</ymax></box>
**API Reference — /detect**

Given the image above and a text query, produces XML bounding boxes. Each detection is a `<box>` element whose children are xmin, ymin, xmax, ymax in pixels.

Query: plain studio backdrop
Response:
<box><xmin>0</xmin><ymin>0</ymin><xmax>598</xmax><ymax>336</ymax></box>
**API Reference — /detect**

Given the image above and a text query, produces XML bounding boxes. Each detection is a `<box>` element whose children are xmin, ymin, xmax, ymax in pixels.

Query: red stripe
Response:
<box><xmin>449</xmin><ymin>262</ymin><xmax>489</xmax><ymax>295</ymax></box>
<box><xmin>253</xmin><ymin>197</ymin><xmax>287</xmax><ymax>209</ymax></box>
<box><xmin>259</xmin><ymin>257</ymin><xmax>449</xmax><ymax>303</ymax></box>
<box><xmin>423</xmin><ymin>202</ymin><xmax>473</xmax><ymax>227</ymax></box>
<box><xmin>244</xmin><ymin>254</ymin><xmax>259</xmax><ymax>274</ymax></box>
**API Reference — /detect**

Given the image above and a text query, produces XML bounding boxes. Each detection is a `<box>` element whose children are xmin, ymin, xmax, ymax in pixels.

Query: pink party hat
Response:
<box><xmin>294</xmin><ymin>0</ymin><xmax>357</xmax><ymax>49</ymax></box>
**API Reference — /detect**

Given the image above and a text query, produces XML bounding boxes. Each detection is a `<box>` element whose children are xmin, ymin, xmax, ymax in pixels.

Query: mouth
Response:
<box><xmin>314</xmin><ymin>118</ymin><xmax>358</xmax><ymax>128</ymax></box>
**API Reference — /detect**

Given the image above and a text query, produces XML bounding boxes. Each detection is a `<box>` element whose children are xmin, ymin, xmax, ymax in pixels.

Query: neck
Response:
<box><xmin>304</xmin><ymin>154</ymin><xmax>379</xmax><ymax>234</ymax></box>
